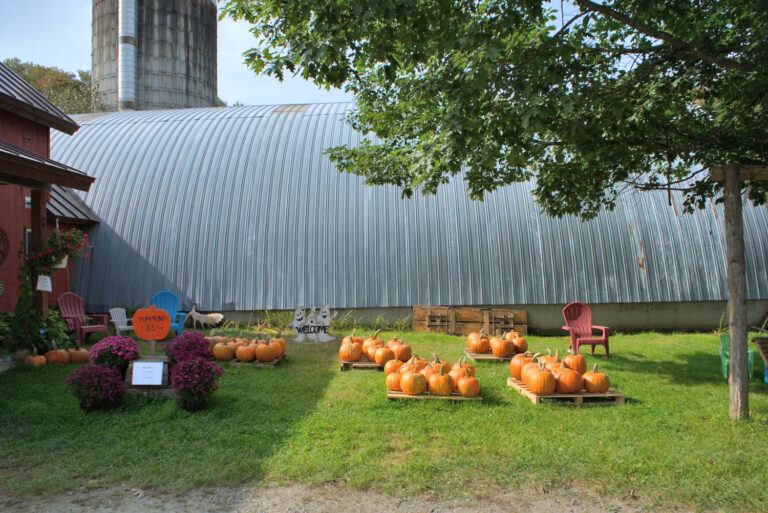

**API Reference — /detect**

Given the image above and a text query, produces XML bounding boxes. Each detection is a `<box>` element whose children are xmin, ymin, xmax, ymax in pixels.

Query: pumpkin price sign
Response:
<box><xmin>133</xmin><ymin>305</ymin><xmax>171</xmax><ymax>341</ymax></box>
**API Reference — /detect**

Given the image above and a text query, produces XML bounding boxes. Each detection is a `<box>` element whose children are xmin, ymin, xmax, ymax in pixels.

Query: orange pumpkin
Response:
<box><xmin>392</xmin><ymin>339</ymin><xmax>412</xmax><ymax>362</ymax></box>
<box><xmin>268</xmin><ymin>339</ymin><xmax>283</xmax><ymax>357</ymax></box>
<box><xmin>555</xmin><ymin>367</ymin><xmax>583</xmax><ymax>393</ymax></box>
<box><xmin>255</xmin><ymin>340</ymin><xmax>279</xmax><ymax>362</ymax></box>
<box><xmin>490</xmin><ymin>336</ymin><xmax>514</xmax><ymax>358</ymax></box>
<box><xmin>67</xmin><ymin>348</ymin><xmax>90</xmax><ymax>363</ymax></box>
<box><xmin>339</xmin><ymin>336</ymin><xmax>363</xmax><ymax>362</ymax></box>
<box><xmin>527</xmin><ymin>364</ymin><xmax>556</xmax><ymax>396</ymax></box>
<box><xmin>430</xmin><ymin>354</ymin><xmax>451</xmax><ymax>375</ymax></box>
<box><xmin>540</xmin><ymin>348</ymin><xmax>557</xmax><ymax>367</ymax></box>
<box><xmin>362</xmin><ymin>330</ymin><xmax>384</xmax><ymax>356</ymax></box>
<box><xmin>428</xmin><ymin>368</ymin><xmax>454</xmax><ymax>396</ymax></box>
<box><xmin>562</xmin><ymin>351</ymin><xmax>587</xmax><ymax>375</ymax></box>
<box><xmin>46</xmin><ymin>349</ymin><xmax>70</xmax><ymax>366</ymax></box>
<box><xmin>213</xmin><ymin>342</ymin><xmax>235</xmax><ymax>361</ymax></box>
<box><xmin>448</xmin><ymin>367</ymin><xmax>464</xmax><ymax>392</ymax></box>
<box><xmin>511</xmin><ymin>336</ymin><xmax>528</xmax><ymax>354</ymax></box>
<box><xmin>384</xmin><ymin>359</ymin><xmax>403</xmax><ymax>375</ymax></box>
<box><xmin>520</xmin><ymin>353</ymin><xmax>542</xmax><ymax>384</ymax></box>
<box><xmin>386</xmin><ymin>335</ymin><xmax>401</xmax><ymax>350</ymax></box>
<box><xmin>236</xmin><ymin>344</ymin><xmax>256</xmax><ymax>362</ymax></box>
<box><xmin>544</xmin><ymin>349</ymin><xmax>562</xmax><ymax>372</ymax></box>
<box><xmin>509</xmin><ymin>352</ymin><xmax>533</xmax><ymax>380</ymax></box>
<box><xmin>467</xmin><ymin>331</ymin><xmax>490</xmax><ymax>353</ymax></box>
<box><xmin>25</xmin><ymin>354</ymin><xmax>47</xmax><ymax>367</ymax></box>
<box><xmin>207</xmin><ymin>336</ymin><xmax>224</xmax><ymax>353</ymax></box>
<box><xmin>273</xmin><ymin>331</ymin><xmax>287</xmax><ymax>354</ymax></box>
<box><xmin>583</xmin><ymin>364</ymin><xmax>610</xmax><ymax>393</ymax></box>
<box><xmin>503</xmin><ymin>331</ymin><xmax>519</xmax><ymax>342</ymax></box>
<box><xmin>400</xmin><ymin>371</ymin><xmax>427</xmax><ymax>396</ymax></box>
<box><xmin>342</xmin><ymin>328</ymin><xmax>362</xmax><ymax>344</ymax></box>
<box><xmin>457</xmin><ymin>368</ymin><xmax>480</xmax><ymax>398</ymax></box>
<box><xmin>385</xmin><ymin>370</ymin><xmax>403</xmax><ymax>391</ymax></box>
<box><xmin>451</xmin><ymin>355</ymin><xmax>475</xmax><ymax>377</ymax></box>
<box><xmin>374</xmin><ymin>345</ymin><xmax>396</xmax><ymax>366</ymax></box>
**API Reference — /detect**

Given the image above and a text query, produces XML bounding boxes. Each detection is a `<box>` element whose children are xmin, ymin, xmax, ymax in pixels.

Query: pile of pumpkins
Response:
<box><xmin>385</xmin><ymin>354</ymin><xmax>480</xmax><ymax>398</ymax></box>
<box><xmin>208</xmin><ymin>334</ymin><xmax>287</xmax><ymax>363</ymax></box>
<box><xmin>24</xmin><ymin>347</ymin><xmax>90</xmax><ymax>367</ymax></box>
<box><xmin>509</xmin><ymin>349</ymin><xmax>610</xmax><ymax>396</ymax></box>
<box><xmin>338</xmin><ymin>329</ymin><xmax>413</xmax><ymax>363</ymax></box>
<box><xmin>467</xmin><ymin>330</ymin><xmax>528</xmax><ymax>357</ymax></box>
<box><xmin>338</xmin><ymin>330</ymin><xmax>480</xmax><ymax>397</ymax></box>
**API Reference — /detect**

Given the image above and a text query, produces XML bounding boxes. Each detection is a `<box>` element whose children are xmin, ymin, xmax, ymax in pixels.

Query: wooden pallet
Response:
<box><xmin>340</xmin><ymin>355</ymin><xmax>383</xmax><ymax>372</ymax></box>
<box><xmin>387</xmin><ymin>390</ymin><xmax>482</xmax><ymax>401</ymax></box>
<box><xmin>228</xmin><ymin>354</ymin><xmax>285</xmax><ymax>367</ymax></box>
<box><xmin>413</xmin><ymin>306</ymin><xmax>528</xmax><ymax>336</ymax></box>
<box><xmin>507</xmin><ymin>377</ymin><xmax>625</xmax><ymax>406</ymax></box>
<box><xmin>463</xmin><ymin>347</ymin><xmax>514</xmax><ymax>363</ymax></box>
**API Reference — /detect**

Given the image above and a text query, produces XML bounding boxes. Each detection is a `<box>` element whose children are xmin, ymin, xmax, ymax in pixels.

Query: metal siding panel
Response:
<box><xmin>48</xmin><ymin>105</ymin><xmax>768</xmax><ymax>312</ymax></box>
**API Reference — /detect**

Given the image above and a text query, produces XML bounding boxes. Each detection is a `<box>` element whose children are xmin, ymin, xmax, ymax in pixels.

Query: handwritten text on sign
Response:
<box><xmin>133</xmin><ymin>305</ymin><xmax>171</xmax><ymax>340</ymax></box>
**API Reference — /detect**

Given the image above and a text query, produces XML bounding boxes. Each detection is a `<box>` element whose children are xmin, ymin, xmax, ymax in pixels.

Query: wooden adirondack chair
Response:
<box><xmin>150</xmin><ymin>290</ymin><xmax>186</xmax><ymax>335</ymax></box>
<box><xmin>57</xmin><ymin>292</ymin><xmax>109</xmax><ymax>347</ymax></box>
<box><xmin>109</xmin><ymin>307</ymin><xmax>134</xmax><ymax>336</ymax></box>
<box><xmin>561</xmin><ymin>302</ymin><xmax>610</xmax><ymax>357</ymax></box>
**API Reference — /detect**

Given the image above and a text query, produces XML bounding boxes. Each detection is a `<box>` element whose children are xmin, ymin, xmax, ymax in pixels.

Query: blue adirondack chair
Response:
<box><xmin>150</xmin><ymin>290</ymin><xmax>186</xmax><ymax>336</ymax></box>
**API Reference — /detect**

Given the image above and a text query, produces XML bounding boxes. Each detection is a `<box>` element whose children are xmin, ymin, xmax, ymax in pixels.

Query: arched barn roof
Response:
<box><xmin>50</xmin><ymin>103</ymin><xmax>768</xmax><ymax>311</ymax></box>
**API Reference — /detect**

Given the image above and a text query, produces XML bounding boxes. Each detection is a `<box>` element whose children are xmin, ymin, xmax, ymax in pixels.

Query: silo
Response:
<box><xmin>92</xmin><ymin>0</ymin><xmax>217</xmax><ymax>111</ymax></box>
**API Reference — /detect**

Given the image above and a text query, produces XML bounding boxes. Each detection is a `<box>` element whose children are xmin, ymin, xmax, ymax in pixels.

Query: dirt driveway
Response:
<box><xmin>2</xmin><ymin>483</ymin><xmax>664</xmax><ymax>513</ymax></box>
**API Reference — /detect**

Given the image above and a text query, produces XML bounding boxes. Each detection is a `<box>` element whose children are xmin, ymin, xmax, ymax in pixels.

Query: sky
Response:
<box><xmin>0</xmin><ymin>0</ymin><xmax>354</xmax><ymax>106</ymax></box>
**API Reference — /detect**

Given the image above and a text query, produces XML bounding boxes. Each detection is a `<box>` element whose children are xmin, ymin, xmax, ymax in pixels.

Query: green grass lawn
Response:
<box><xmin>1</xmin><ymin>331</ymin><xmax>767</xmax><ymax>511</ymax></box>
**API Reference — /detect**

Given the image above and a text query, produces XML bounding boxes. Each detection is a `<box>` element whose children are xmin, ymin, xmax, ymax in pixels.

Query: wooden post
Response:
<box><xmin>723</xmin><ymin>164</ymin><xmax>749</xmax><ymax>420</ymax></box>
<box><xmin>30</xmin><ymin>188</ymin><xmax>49</xmax><ymax>317</ymax></box>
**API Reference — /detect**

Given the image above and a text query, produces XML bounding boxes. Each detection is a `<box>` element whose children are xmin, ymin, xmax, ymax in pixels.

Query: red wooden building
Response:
<box><xmin>0</xmin><ymin>62</ymin><xmax>97</xmax><ymax>313</ymax></box>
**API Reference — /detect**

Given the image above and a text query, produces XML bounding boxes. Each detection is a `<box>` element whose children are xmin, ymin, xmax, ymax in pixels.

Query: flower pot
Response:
<box><xmin>54</xmin><ymin>255</ymin><xmax>68</xmax><ymax>269</ymax></box>
<box><xmin>178</xmin><ymin>391</ymin><xmax>207</xmax><ymax>412</ymax></box>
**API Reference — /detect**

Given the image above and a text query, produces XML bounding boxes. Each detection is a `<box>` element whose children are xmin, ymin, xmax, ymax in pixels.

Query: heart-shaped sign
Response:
<box><xmin>133</xmin><ymin>305</ymin><xmax>171</xmax><ymax>340</ymax></box>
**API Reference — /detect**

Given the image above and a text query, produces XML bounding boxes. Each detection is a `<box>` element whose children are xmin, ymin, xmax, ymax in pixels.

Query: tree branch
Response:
<box><xmin>574</xmin><ymin>0</ymin><xmax>753</xmax><ymax>72</ymax></box>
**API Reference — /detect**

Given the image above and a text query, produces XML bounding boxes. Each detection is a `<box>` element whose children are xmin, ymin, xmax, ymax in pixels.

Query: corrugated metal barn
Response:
<box><xmin>49</xmin><ymin>103</ymin><xmax>768</xmax><ymax>332</ymax></box>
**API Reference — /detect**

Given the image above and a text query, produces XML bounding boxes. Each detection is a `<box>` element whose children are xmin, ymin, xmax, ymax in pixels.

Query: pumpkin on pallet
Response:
<box><xmin>457</xmin><ymin>368</ymin><xmax>480</xmax><ymax>398</ymax></box>
<box><xmin>583</xmin><ymin>364</ymin><xmax>610</xmax><ymax>393</ymax></box>
<box><xmin>339</xmin><ymin>333</ymin><xmax>363</xmax><ymax>362</ymax></box>
<box><xmin>362</xmin><ymin>330</ymin><xmax>384</xmax><ymax>359</ymax></box>
<box><xmin>255</xmin><ymin>338</ymin><xmax>280</xmax><ymax>362</ymax></box>
<box><xmin>390</xmin><ymin>337</ymin><xmax>412</xmax><ymax>362</ymax></box>
<box><xmin>467</xmin><ymin>331</ymin><xmax>490</xmax><ymax>353</ymax></box>
<box><xmin>490</xmin><ymin>334</ymin><xmax>514</xmax><ymax>358</ymax></box>
<box><xmin>213</xmin><ymin>341</ymin><xmax>235</xmax><ymax>361</ymax></box>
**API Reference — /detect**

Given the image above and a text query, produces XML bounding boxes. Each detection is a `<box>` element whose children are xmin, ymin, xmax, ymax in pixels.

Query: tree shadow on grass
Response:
<box><xmin>0</xmin><ymin>339</ymin><xmax>337</xmax><ymax>496</ymax></box>
<box><xmin>607</xmin><ymin>351</ymin><xmax>764</xmax><ymax>386</ymax></box>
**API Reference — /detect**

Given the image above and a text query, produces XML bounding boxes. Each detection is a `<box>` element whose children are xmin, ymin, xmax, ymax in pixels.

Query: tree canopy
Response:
<box><xmin>223</xmin><ymin>0</ymin><xmax>767</xmax><ymax>218</ymax></box>
<box><xmin>3</xmin><ymin>58</ymin><xmax>104</xmax><ymax>114</ymax></box>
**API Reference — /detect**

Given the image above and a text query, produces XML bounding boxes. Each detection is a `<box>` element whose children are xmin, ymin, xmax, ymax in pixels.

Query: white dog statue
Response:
<box><xmin>186</xmin><ymin>305</ymin><xmax>225</xmax><ymax>330</ymax></box>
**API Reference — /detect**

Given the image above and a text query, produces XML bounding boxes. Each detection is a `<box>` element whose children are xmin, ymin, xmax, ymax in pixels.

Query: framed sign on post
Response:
<box><xmin>131</xmin><ymin>361</ymin><xmax>165</xmax><ymax>386</ymax></box>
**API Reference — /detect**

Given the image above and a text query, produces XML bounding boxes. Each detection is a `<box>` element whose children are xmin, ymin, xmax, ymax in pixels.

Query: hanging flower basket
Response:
<box><xmin>53</xmin><ymin>255</ymin><xmax>68</xmax><ymax>269</ymax></box>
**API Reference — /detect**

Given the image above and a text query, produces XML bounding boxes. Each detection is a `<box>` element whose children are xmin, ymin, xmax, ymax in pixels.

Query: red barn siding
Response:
<box><xmin>0</xmin><ymin>110</ymin><xmax>70</xmax><ymax>311</ymax></box>
<box><xmin>0</xmin><ymin>110</ymin><xmax>50</xmax><ymax>156</ymax></box>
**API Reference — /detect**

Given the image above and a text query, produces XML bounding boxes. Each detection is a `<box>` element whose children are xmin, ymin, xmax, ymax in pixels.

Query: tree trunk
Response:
<box><xmin>723</xmin><ymin>164</ymin><xmax>748</xmax><ymax>420</ymax></box>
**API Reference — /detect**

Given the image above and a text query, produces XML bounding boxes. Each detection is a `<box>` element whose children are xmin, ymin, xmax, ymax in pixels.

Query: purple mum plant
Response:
<box><xmin>170</xmin><ymin>357</ymin><xmax>224</xmax><ymax>412</ymax></box>
<box><xmin>65</xmin><ymin>364</ymin><xmax>125</xmax><ymax>411</ymax></box>
<box><xmin>88</xmin><ymin>335</ymin><xmax>139</xmax><ymax>372</ymax></box>
<box><xmin>164</xmin><ymin>331</ymin><xmax>212</xmax><ymax>368</ymax></box>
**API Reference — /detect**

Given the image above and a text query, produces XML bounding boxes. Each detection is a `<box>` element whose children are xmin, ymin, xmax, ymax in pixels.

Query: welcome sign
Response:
<box><xmin>291</xmin><ymin>305</ymin><xmax>336</xmax><ymax>343</ymax></box>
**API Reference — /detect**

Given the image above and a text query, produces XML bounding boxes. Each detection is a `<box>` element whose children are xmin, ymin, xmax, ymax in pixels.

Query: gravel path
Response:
<box><xmin>2</xmin><ymin>483</ymin><xmax>668</xmax><ymax>513</ymax></box>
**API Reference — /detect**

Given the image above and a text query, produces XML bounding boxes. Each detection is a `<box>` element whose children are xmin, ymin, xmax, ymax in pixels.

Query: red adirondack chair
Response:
<box><xmin>561</xmin><ymin>302</ymin><xmax>610</xmax><ymax>357</ymax></box>
<box><xmin>57</xmin><ymin>292</ymin><xmax>109</xmax><ymax>347</ymax></box>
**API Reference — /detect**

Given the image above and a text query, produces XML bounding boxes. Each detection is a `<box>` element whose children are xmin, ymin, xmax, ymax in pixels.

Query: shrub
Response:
<box><xmin>65</xmin><ymin>364</ymin><xmax>125</xmax><ymax>411</ymax></box>
<box><xmin>88</xmin><ymin>335</ymin><xmax>139</xmax><ymax>373</ymax></box>
<box><xmin>164</xmin><ymin>331</ymin><xmax>211</xmax><ymax>368</ymax></box>
<box><xmin>170</xmin><ymin>357</ymin><xmax>224</xmax><ymax>412</ymax></box>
